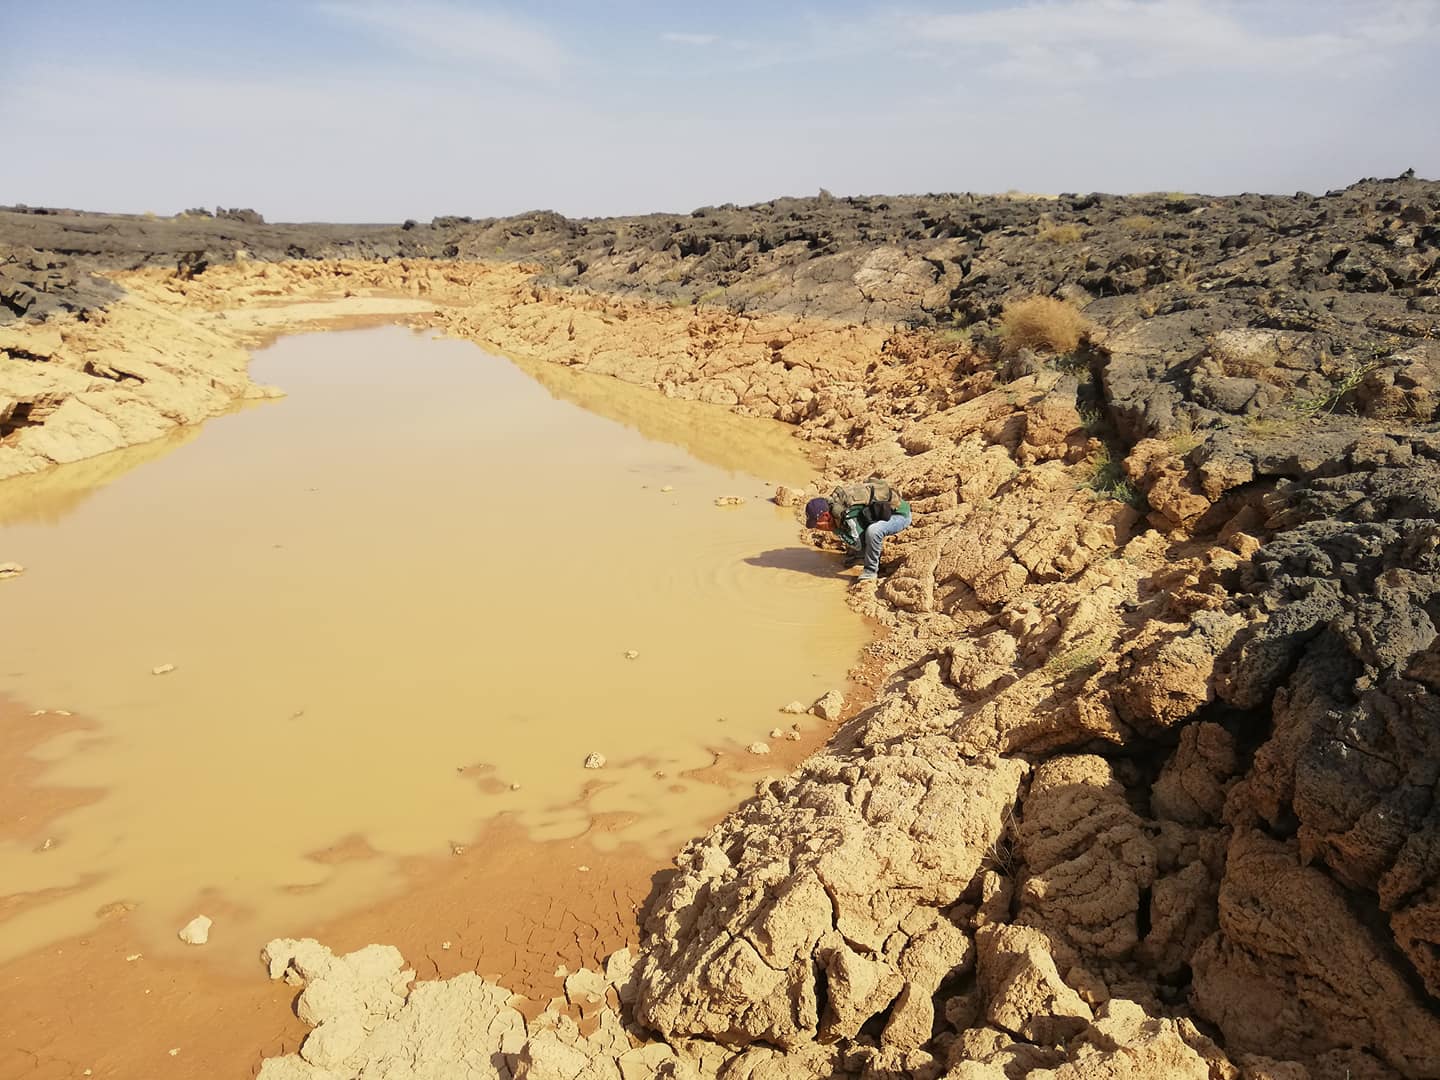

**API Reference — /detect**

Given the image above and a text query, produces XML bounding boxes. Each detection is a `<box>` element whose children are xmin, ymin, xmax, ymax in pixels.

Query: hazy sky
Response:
<box><xmin>4</xmin><ymin>1</ymin><xmax>1438</xmax><ymax>221</ymax></box>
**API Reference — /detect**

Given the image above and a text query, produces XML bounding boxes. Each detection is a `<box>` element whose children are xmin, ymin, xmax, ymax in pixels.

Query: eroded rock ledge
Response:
<box><xmin>3</xmin><ymin>175</ymin><xmax>1439</xmax><ymax>1078</ymax></box>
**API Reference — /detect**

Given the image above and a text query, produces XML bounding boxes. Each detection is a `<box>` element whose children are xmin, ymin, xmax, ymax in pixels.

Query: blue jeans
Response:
<box><xmin>860</xmin><ymin>513</ymin><xmax>911</xmax><ymax>573</ymax></box>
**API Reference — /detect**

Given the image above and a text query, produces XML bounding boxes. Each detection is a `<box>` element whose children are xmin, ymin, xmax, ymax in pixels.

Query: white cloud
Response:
<box><xmin>896</xmin><ymin>0</ymin><xmax>1440</xmax><ymax>82</ymax></box>
<box><xmin>661</xmin><ymin>32</ymin><xmax>719</xmax><ymax>46</ymax></box>
<box><xmin>316</xmin><ymin>1</ymin><xmax>567</xmax><ymax>78</ymax></box>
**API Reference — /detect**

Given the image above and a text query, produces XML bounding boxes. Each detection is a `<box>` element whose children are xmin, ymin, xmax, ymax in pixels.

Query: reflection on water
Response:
<box><xmin>0</xmin><ymin>425</ymin><xmax>203</xmax><ymax>527</ymax></box>
<box><xmin>0</xmin><ymin>326</ymin><xmax>867</xmax><ymax>967</ymax></box>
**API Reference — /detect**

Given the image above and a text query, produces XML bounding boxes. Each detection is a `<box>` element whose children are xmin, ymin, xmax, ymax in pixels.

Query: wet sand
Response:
<box><xmin>0</xmin><ymin>689</ymin><xmax>854</xmax><ymax>1079</ymax></box>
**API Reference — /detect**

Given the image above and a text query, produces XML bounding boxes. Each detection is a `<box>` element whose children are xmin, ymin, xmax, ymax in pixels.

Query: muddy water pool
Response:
<box><xmin>0</xmin><ymin>325</ymin><xmax>868</xmax><ymax>967</ymax></box>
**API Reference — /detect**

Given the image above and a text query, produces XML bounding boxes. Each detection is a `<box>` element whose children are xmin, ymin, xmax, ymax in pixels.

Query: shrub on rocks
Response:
<box><xmin>999</xmin><ymin>297</ymin><xmax>1092</xmax><ymax>357</ymax></box>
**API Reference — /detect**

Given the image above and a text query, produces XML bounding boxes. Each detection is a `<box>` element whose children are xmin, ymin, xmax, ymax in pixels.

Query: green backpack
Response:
<box><xmin>829</xmin><ymin>479</ymin><xmax>902</xmax><ymax>523</ymax></box>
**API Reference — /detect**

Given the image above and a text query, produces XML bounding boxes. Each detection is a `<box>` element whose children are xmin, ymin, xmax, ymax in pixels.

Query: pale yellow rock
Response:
<box><xmin>177</xmin><ymin>915</ymin><xmax>212</xmax><ymax>945</ymax></box>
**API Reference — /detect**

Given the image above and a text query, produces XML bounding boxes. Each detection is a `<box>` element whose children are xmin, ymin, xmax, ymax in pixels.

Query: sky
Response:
<box><xmin>3</xmin><ymin>0</ymin><xmax>1438</xmax><ymax>222</ymax></box>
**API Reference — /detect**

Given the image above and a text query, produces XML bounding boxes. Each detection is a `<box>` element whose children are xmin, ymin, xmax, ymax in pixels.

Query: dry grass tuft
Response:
<box><xmin>1121</xmin><ymin>214</ymin><xmax>1160</xmax><ymax>236</ymax></box>
<box><xmin>1038</xmin><ymin>223</ymin><xmax>1085</xmax><ymax>244</ymax></box>
<box><xmin>999</xmin><ymin>296</ymin><xmax>1092</xmax><ymax>355</ymax></box>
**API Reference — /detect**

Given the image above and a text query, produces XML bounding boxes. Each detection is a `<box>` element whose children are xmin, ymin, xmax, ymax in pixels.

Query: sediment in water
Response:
<box><xmin>3</xmin><ymin>177</ymin><xmax>1440</xmax><ymax>1078</ymax></box>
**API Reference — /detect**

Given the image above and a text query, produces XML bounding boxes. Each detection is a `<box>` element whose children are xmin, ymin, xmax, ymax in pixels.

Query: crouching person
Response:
<box><xmin>805</xmin><ymin>480</ymin><xmax>911</xmax><ymax>582</ymax></box>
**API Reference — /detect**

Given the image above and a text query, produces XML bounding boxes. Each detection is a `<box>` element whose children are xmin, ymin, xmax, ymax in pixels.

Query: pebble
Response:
<box><xmin>177</xmin><ymin>915</ymin><xmax>211</xmax><ymax>945</ymax></box>
<box><xmin>769</xmin><ymin>728</ymin><xmax>784</xmax><ymax>739</ymax></box>
<box><xmin>624</xmin><ymin>650</ymin><xmax>639</xmax><ymax>660</ymax></box>
<box><xmin>152</xmin><ymin>663</ymin><xmax>176</xmax><ymax>676</ymax></box>
<box><xmin>510</xmin><ymin>782</ymin><xmax>522</xmax><ymax>791</ymax></box>
<box><xmin>54</xmin><ymin>709</ymin><xmax>72</xmax><ymax>717</ymax></box>
<box><xmin>37</xmin><ymin>837</ymin><xmax>54</xmax><ymax>852</ymax></box>
<box><xmin>126</xmin><ymin>953</ymin><xmax>143</xmax><ymax>962</ymax></box>
<box><xmin>584</xmin><ymin>752</ymin><xmax>607</xmax><ymax>769</ymax></box>
<box><xmin>785</xmin><ymin>731</ymin><xmax>802</xmax><ymax>742</ymax></box>
<box><xmin>0</xmin><ymin>562</ymin><xmax>25</xmax><ymax>579</ymax></box>
<box><xmin>441</xmin><ymin>941</ymin><xmax>451</xmax><ymax>951</ymax></box>
<box><xmin>780</xmin><ymin>701</ymin><xmax>807</xmax><ymax>714</ymax></box>
<box><xmin>577</xmin><ymin>865</ymin><xmax>590</xmax><ymax>872</ymax></box>
<box><xmin>659</xmin><ymin>485</ymin><xmax>674</xmax><ymax>493</ymax></box>
<box><xmin>168</xmin><ymin>1048</ymin><xmax>180</xmax><ymax>1057</ymax></box>
<box><xmin>747</xmin><ymin>742</ymin><xmax>771</xmax><ymax>755</ymax></box>
<box><xmin>713</xmin><ymin>496</ymin><xmax>746</xmax><ymax>507</ymax></box>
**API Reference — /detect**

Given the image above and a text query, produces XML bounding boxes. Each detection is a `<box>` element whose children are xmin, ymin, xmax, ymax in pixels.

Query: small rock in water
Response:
<box><xmin>624</xmin><ymin>649</ymin><xmax>639</xmax><ymax>660</ymax></box>
<box><xmin>0</xmin><ymin>562</ymin><xmax>25</xmax><ymax>579</ymax></box>
<box><xmin>811</xmin><ymin>689</ymin><xmax>845</xmax><ymax>721</ymax></box>
<box><xmin>773</xmin><ymin>485</ymin><xmax>805</xmax><ymax>507</ymax></box>
<box><xmin>713</xmin><ymin>496</ymin><xmax>746</xmax><ymax>507</ymax></box>
<box><xmin>152</xmin><ymin>663</ymin><xmax>176</xmax><ymax>676</ymax></box>
<box><xmin>125</xmin><ymin>953</ymin><xmax>142</xmax><ymax>962</ymax></box>
<box><xmin>785</xmin><ymin>730</ymin><xmax>802</xmax><ymax>742</ymax></box>
<box><xmin>54</xmin><ymin>709</ymin><xmax>72</xmax><ymax>717</ymax></box>
<box><xmin>37</xmin><ymin>837</ymin><xmax>54</xmax><ymax>852</ymax></box>
<box><xmin>769</xmin><ymin>728</ymin><xmax>784</xmax><ymax>739</ymax></box>
<box><xmin>177</xmin><ymin>915</ymin><xmax>212</xmax><ymax>945</ymax></box>
<box><xmin>747</xmin><ymin>742</ymin><xmax>771</xmax><ymax>756</ymax></box>
<box><xmin>659</xmin><ymin>485</ymin><xmax>674</xmax><ymax>493</ymax></box>
<box><xmin>168</xmin><ymin>1048</ymin><xmax>180</xmax><ymax>1057</ymax></box>
<box><xmin>584</xmin><ymin>752</ymin><xmax>607</xmax><ymax>770</ymax></box>
<box><xmin>780</xmin><ymin>701</ymin><xmax>807</xmax><ymax>714</ymax></box>
<box><xmin>441</xmin><ymin>941</ymin><xmax>451</xmax><ymax>951</ymax></box>
<box><xmin>509</xmin><ymin>782</ymin><xmax>522</xmax><ymax>791</ymax></box>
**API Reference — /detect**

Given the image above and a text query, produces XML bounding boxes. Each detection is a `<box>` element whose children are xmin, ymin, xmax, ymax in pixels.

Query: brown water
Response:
<box><xmin>0</xmin><ymin>326</ymin><xmax>867</xmax><ymax>967</ymax></box>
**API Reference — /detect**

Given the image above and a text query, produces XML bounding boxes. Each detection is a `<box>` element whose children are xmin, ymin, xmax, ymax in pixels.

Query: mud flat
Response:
<box><xmin>3</xmin><ymin>175</ymin><xmax>1440</xmax><ymax>1078</ymax></box>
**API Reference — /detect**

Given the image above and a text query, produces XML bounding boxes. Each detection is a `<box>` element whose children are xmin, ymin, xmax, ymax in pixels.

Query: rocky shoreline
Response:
<box><xmin>2</xmin><ymin>172</ymin><xmax>1438</xmax><ymax>1078</ymax></box>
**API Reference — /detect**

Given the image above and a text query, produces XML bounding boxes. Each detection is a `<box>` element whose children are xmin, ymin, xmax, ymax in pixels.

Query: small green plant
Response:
<box><xmin>1166</xmin><ymin>415</ymin><xmax>1203</xmax><ymax>454</ymax></box>
<box><xmin>1294</xmin><ymin>360</ymin><xmax>1378</xmax><ymax>415</ymax></box>
<box><xmin>1050</xmin><ymin>351</ymin><xmax>1090</xmax><ymax>375</ymax></box>
<box><xmin>1167</xmin><ymin>430</ymin><xmax>1203</xmax><ymax>455</ymax></box>
<box><xmin>1045</xmin><ymin>636</ymin><xmax>1108</xmax><ymax>677</ymax></box>
<box><xmin>1077</xmin><ymin>405</ymin><xmax>1105</xmax><ymax>434</ymax></box>
<box><xmin>1085</xmin><ymin>445</ymin><xmax>1143</xmax><ymax>506</ymax></box>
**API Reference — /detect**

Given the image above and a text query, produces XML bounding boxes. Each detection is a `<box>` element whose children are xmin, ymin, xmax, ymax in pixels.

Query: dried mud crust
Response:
<box><xmin>2</xmin><ymin>172</ymin><xmax>1439</xmax><ymax>1078</ymax></box>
